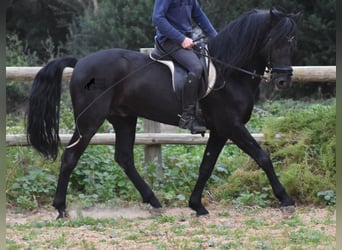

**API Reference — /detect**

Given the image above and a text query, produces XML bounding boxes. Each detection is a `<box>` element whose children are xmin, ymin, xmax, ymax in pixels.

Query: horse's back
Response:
<box><xmin>70</xmin><ymin>48</ymin><xmax>148</xmax><ymax>90</ymax></box>
<box><xmin>75</xmin><ymin>48</ymin><xmax>147</xmax><ymax>73</ymax></box>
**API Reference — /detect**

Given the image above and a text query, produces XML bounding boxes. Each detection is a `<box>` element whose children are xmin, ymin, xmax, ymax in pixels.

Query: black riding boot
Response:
<box><xmin>178</xmin><ymin>73</ymin><xmax>207</xmax><ymax>134</ymax></box>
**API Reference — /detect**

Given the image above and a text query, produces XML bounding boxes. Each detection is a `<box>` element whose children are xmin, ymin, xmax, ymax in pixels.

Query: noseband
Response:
<box><xmin>269</xmin><ymin>65</ymin><xmax>293</xmax><ymax>76</ymax></box>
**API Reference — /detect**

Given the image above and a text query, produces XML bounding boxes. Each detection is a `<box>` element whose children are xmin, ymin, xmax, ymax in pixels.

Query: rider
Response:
<box><xmin>152</xmin><ymin>0</ymin><xmax>217</xmax><ymax>134</ymax></box>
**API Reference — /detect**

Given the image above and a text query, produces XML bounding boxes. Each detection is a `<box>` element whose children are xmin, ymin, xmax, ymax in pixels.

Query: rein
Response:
<box><xmin>194</xmin><ymin>44</ymin><xmax>268</xmax><ymax>80</ymax></box>
<box><xmin>195</xmin><ymin>34</ymin><xmax>295</xmax><ymax>81</ymax></box>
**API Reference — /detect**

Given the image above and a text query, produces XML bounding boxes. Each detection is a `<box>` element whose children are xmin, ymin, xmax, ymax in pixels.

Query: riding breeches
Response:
<box><xmin>160</xmin><ymin>39</ymin><xmax>203</xmax><ymax>78</ymax></box>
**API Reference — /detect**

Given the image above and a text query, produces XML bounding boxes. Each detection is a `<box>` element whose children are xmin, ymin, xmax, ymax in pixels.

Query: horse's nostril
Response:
<box><xmin>278</xmin><ymin>80</ymin><xmax>285</xmax><ymax>86</ymax></box>
<box><xmin>275</xmin><ymin>78</ymin><xmax>292</xmax><ymax>89</ymax></box>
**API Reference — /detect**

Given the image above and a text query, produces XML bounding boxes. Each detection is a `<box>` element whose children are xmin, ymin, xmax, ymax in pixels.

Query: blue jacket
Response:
<box><xmin>152</xmin><ymin>0</ymin><xmax>217</xmax><ymax>45</ymax></box>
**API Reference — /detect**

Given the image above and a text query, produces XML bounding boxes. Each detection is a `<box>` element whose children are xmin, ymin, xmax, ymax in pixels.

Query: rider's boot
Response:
<box><xmin>178</xmin><ymin>72</ymin><xmax>207</xmax><ymax>134</ymax></box>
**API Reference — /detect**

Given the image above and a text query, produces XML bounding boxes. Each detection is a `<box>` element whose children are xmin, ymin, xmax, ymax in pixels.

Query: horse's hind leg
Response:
<box><xmin>108</xmin><ymin>115</ymin><xmax>162</xmax><ymax>209</ymax></box>
<box><xmin>53</xmin><ymin>117</ymin><xmax>106</xmax><ymax>219</ymax></box>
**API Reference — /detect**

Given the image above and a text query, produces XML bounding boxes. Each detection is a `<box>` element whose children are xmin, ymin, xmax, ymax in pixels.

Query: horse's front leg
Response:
<box><xmin>229</xmin><ymin>124</ymin><xmax>295</xmax><ymax>210</ymax></box>
<box><xmin>189</xmin><ymin>131</ymin><xmax>227</xmax><ymax>216</ymax></box>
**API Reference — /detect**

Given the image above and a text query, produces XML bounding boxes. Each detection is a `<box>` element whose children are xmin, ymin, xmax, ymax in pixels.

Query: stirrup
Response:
<box><xmin>178</xmin><ymin>114</ymin><xmax>206</xmax><ymax>135</ymax></box>
<box><xmin>190</xmin><ymin>122</ymin><xmax>206</xmax><ymax>135</ymax></box>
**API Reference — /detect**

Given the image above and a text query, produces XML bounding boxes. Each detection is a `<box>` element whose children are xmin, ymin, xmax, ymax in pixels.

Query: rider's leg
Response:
<box><xmin>161</xmin><ymin>40</ymin><xmax>206</xmax><ymax>134</ymax></box>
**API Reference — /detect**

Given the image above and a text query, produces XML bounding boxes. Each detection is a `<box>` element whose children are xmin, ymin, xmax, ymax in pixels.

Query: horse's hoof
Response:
<box><xmin>280</xmin><ymin>205</ymin><xmax>296</xmax><ymax>218</ymax></box>
<box><xmin>195</xmin><ymin>208</ymin><xmax>209</xmax><ymax>217</ymax></box>
<box><xmin>56</xmin><ymin>210</ymin><xmax>68</xmax><ymax>220</ymax></box>
<box><xmin>149</xmin><ymin>207</ymin><xmax>164</xmax><ymax>216</ymax></box>
<box><xmin>189</xmin><ymin>200</ymin><xmax>209</xmax><ymax>217</ymax></box>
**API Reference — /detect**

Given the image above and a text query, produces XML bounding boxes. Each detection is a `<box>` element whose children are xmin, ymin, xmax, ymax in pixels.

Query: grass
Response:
<box><xmin>6</xmin><ymin>204</ymin><xmax>336</xmax><ymax>250</ymax></box>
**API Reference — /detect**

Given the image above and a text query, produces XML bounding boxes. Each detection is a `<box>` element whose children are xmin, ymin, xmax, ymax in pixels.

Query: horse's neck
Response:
<box><xmin>223</xmin><ymin>62</ymin><xmax>265</xmax><ymax>101</ymax></box>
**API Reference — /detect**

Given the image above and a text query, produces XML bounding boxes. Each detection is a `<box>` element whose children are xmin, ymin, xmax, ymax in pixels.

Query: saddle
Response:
<box><xmin>149</xmin><ymin>39</ymin><xmax>217</xmax><ymax>100</ymax></box>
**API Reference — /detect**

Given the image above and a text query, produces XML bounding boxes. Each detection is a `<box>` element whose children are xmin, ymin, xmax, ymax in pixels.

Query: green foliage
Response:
<box><xmin>317</xmin><ymin>190</ymin><xmax>336</xmax><ymax>206</ymax></box>
<box><xmin>10</xmin><ymin>168</ymin><xmax>57</xmax><ymax>209</ymax></box>
<box><xmin>262</xmin><ymin>99</ymin><xmax>336</xmax><ymax>204</ymax></box>
<box><xmin>6</xmin><ymin>33</ymin><xmax>38</xmax><ymax>113</ymax></box>
<box><xmin>6</xmin><ymin>146</ymin><xmax>61</xmax><ymax>209</ymax></box>
<box><xmin>233</xmin><ymin>188</ymin><xmax>272</xmax><ymax>208</ymax></box>
<box><xmin>6</xmin><ymin>33</ymin><xmax>39</xmax><ymax>66</ymax></box>
<box><xmin>6</xmin><ymin>0</ymin><xmax>85</xmax><ymax>61</ymax></box>
<box><xmin>69</xmin><ymin>145</ymin><xmax>141</xmax><ymax>204</ymax></box>
<box><xmin>6</xmin><ymin>32</ymin><xmax>67</xmax><ymax>114</ymax></box>
<box><xmin>149</xmin><ymin>145</ymin><xmax>205</xmax><ymax>206</ymax></box>
<box><xmin>67</xmin><ymin>0</ymin><xmax>155</xmax><ymax>56</ymax></box>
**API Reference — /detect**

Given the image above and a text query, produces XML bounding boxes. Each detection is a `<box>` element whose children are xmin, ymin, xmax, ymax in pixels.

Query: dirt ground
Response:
<box><xmin>6</xmin><ymin>204</ymin><xmax>336</xmax><ymax>250</ymax></box>
<box><xmin>5</xmin><ymin>204</ymin><xmax>334</xmax><ymax>225</ymax></box>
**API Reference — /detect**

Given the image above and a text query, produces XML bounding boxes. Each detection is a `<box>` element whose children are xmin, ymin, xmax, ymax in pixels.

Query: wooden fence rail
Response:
<box><xmin>6</xmin><ymin>133</ymin><xmax>280</xmax><ymax>147</ymax></box>
<box><xmin>6</xmin><ymin>66</ymin><xmax>336</xmax><ymax>82</ymax></box>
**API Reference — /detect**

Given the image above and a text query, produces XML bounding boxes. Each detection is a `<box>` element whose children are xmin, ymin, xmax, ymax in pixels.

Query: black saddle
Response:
<box><xmin>149</xmin><ymin>39</ymin><xmax>216</xmax><ymax>100</ymax></box>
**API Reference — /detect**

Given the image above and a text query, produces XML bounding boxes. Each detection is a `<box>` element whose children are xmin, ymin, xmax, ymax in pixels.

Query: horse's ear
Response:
<box><xmin>269</xmin><ymin>7</ymin><xmax>281</xmax><ymax>24</ymax></box>
<box><xmin>292</xmin><ymin>11</ymin><xmax>303</xmax><ymax>23</ymax></box>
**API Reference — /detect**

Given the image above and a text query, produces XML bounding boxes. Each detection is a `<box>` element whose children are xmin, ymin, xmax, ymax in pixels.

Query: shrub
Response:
<box><xmin>263</xmin><ymin>100</ymin><xmax>336</xmax><ymax>204</ymax></box>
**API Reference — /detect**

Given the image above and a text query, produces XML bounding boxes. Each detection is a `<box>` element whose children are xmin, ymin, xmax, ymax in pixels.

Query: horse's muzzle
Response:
<box><xmin>271</xmin><ymin>66</ymin><xmax>293</xmax><ymax>89</ymax></box>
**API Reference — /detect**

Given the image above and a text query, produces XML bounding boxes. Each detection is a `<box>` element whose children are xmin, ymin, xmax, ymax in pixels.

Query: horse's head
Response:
<box><xmin>264</xmin><ymin>8</ymin><xmax>302</xmax><ymax>89</ymax></box>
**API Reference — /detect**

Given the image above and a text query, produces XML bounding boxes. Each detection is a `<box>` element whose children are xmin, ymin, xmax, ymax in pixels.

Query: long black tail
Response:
<box><xmin>27</xmin><ymin>56</ymin><xmax>78</xmax><ymax>160</ymax></box>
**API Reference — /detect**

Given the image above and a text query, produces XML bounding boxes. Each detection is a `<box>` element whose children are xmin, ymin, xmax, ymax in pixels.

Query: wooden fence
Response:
<box><xmin>6</xmin><ymin>133</ymin><xmax>281</xmax><ymax>147</ymax></box>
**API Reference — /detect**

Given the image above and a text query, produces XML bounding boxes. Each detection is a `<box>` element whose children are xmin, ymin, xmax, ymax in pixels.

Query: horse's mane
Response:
<box><xmin>209</xmin><ymin>9</ymin><xmax>298</xmax><ymax>74</ymax></box>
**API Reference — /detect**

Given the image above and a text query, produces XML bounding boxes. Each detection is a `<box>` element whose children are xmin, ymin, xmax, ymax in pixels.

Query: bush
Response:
<box><xmin>6</xmin><ymin>147</ymin><xmax>60</xmax><ymax>209</ymax></box>
<box><xmin>263</xmin><ymin>99</ymin><xmax>336</xmax><ymax>204</ymax></box>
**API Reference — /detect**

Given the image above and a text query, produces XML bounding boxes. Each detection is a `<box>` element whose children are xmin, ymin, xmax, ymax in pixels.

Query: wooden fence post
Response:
<box><xmin>143</xmin><ymin>119</ymin><xmax>163</xmax><ymax>180</ymax></box>
<box><xmin>139</xmin><ymin>48</ymin><xmax>163</xmax><ymax>180</ymax></box>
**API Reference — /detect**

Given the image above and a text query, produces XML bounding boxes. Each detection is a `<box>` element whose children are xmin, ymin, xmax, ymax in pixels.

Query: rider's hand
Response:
<box><xmin>181</xmin><ymin>37</ymin><xmax>195</xmax><ymax>49</ymax></box>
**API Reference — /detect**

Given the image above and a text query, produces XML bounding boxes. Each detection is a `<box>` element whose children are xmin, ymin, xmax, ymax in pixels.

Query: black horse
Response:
<box><xmin>27</xmin><ymin>8</ymin><xmax>301</xmax><ymax>219</ymax></box>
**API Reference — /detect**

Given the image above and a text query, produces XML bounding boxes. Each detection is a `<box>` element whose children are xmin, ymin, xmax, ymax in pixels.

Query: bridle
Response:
<box><xmin>265</xmin><ymin>35</ymin><xmax>296</xmax><ymax>78</ymax></box>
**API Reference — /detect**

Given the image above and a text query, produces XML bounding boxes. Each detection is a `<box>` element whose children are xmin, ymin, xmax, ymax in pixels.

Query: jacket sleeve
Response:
<box><xmin>192</xmin><ymin>0</ymin><xmax>217</xmax><ymax>38</ymax></box>
<box><xmin>152</xmin><ymin>0</ymin><xmax>186</xmax><ymax>44</ymax></box>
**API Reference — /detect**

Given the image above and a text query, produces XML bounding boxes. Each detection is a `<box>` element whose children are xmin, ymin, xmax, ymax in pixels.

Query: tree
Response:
<box><xmin>66</xmin><ymin>0</ymin><xmax>155</xmax><ymax>56</ymax></box>
<box><xmin>6</xmin><ymin>0</ymin><xmax>86</xmax><ymax>62</ymax></box>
